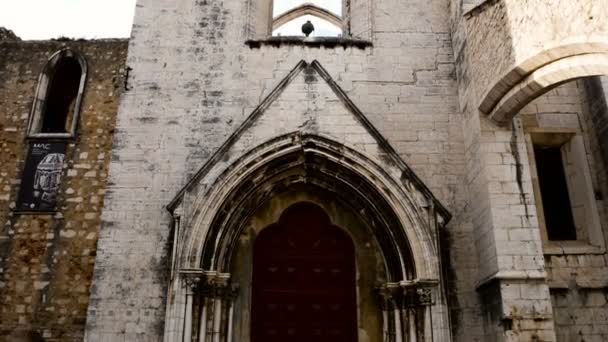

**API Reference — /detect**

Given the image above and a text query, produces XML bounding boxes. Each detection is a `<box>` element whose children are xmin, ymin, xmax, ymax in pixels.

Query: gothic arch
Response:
<box><xmin>477</xmin><ymin>37</ymin><xmax>608</xmax><ymax>125</ymax></box>
<box><xmin>177</xmin><ymin>133</ymin><xmax>442</xmax><ymax>282</ymax></box>
<box><xmin>487</xmin><ymin>53</ymin><xmax>608</xmax><ymax>124</ymax></box>
<box><xmin>164</xmin><ymin>133</ymin><xmax>451</xmax><ymax>342</ymax></box>
<box><xmin>28</xmin><ymin>48</ymin><xmax>88</xmax><ymax>138</ymax></box>
<box><xmin>272</xmin><ymin>4</ymin><xmax>343</xmax><ymax>31</ymax></box>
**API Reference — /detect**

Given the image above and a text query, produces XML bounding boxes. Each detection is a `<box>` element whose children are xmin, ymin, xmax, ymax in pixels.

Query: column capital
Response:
<box><xmin>381</xmin><ymin>281</ymin><xmax>436</xmax><ymax>307</ymax></box>
<box><xmin>180</xmin><ymin>269</ymin><xmax>204</xmax><ymax>291</ymax></box>
<box><xmin>172</xmin><ymin>205</ymin><xmax>184</xmax><ymax>219</ymax></box>
<box><xmin>199</xmin><ymin>272</ymin><xmax>239</xmax><ymax>300</ymax></box>
<box><xmin>416</xmin><ymin>287</ymin><xmax>433</xmax><ymax>306</ymax></box>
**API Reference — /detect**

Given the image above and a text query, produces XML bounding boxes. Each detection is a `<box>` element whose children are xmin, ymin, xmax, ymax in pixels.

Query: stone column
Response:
<box><xmin>182</xmin><ymin>272</ymin><xmax>202</xmax><ymax>342</ymax></box>
<box><xmin>196</xmin><ymin>272</ymin><xmax>239</xmax><ymax>342</ymax></box>
<box><xmin>378</xmin><ymin>285</ymin><xmax>396</xmax><ymax>342</ymax></box>
<box><xmin>417</xmin><ymin>288</ymin><xmax>434</xmax><ymax>342</ymax></box>
<box><xmin>225</xmin><ymin>285</ymin><xmax>239</xmax><ymax>342</ymax></box>
<box><xmin>379</xmin><ymin>283</ymin><xmax>439</xmax><ymax>342</ymax></box>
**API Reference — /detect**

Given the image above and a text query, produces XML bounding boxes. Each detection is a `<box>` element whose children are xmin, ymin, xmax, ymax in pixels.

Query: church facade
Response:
<box><xmin>1</xmin><ymin>0</ymin><xmax>608</xmax><ymax>341</ymax></box>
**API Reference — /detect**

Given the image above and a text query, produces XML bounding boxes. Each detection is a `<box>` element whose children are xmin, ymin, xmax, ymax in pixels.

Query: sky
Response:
<box><xmin>0</xmin><ymin>0</ymin><xmax>137</xmax><ymax>40</ymax></box>
<box><xmin>273</xmin><ymin>0</ymin><xmax>341</xmax><ymax>17</ymax></box>
<box><xmin>273</xmin><ymin>15</ymin><xmax>341</xmax><ymax>37</ymax></box>
<box><xmin>0</xmin><ymin>0</ymin><xmax>342</xmax><ymax>40</ymax></box>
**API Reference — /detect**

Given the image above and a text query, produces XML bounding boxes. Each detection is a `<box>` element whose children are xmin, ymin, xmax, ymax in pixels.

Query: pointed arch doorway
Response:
<box><xmin>251</xmin><ymin>202</ymin><xmax>357</xmax><ymax>342</ymax></box>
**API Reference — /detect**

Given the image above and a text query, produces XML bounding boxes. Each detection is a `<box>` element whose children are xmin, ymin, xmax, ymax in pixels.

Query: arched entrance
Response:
<box><xmin>251</xmin><ymin>202</ymin><xmax>357</xmax><ymax>342</ymax></box>
<box><xmin>163</xmin><ymin>134</ymin><xmax>452</xmax><ymax>342</ymax></box>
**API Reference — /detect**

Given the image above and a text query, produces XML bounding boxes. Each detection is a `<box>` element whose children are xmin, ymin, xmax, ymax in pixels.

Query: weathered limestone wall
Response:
<box><xmin>584</xmin><ymin>77</ymin><xmax>608</xmax><ymax>172</ymax></box>
<box><xmin>0</xmin><ymin>40</ymin><xmax>127</xmax><ymax>341</ymax></box>
<box><xmin>519</xmin><ymin>81</ymin><xmax>608</xmax><ymax>342</ymax></box>
<box><xmin>449</xmin><ymin>0</ymin><xmax>608</xmax><ymax>340</ymax></box>
<box><xmin>459</xmin><ymin>77</ymin><xmax>608</xmax><ymax>341</ymax></box>
<box><xmin>463</xmin><ymin>0</ymin><xmax>608</xmax><ymax>114</ymax></box>
<box><xmin>85</xmin><ymin>0</ymin><xmax>479</xmax><ymax>341</ymax></box>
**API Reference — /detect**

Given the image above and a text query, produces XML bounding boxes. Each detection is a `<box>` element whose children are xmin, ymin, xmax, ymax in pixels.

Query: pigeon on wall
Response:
<box><xmin>302</xmin><ymin>20</ymin><xmax>314</xmax><ymax>37</ymax></box>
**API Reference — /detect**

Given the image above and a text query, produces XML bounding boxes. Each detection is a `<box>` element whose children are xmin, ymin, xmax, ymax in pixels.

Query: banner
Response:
<box><xmin>17</xmin><ymin>142</ymin><xmax>67</xmax><ymax>212</ymax></box>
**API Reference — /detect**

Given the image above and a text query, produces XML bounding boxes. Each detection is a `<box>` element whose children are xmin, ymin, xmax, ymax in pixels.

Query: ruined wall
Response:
<box><xmin>85</xmin><ymin>0</ymin><xmax>479</xmax><ymax>340</ymax></box>
<box><xmin>0</xmin><ymin>40</ymin><xmax>127</xmax><ymax>341</ymax></box>
<box><xmin>0</xmin><ymin>27</ymin><xmax>20</xmax><ymax>42</ymax></box>
<box><xmin>518</xmin><ymin>81</ymin><xmax>608</xmax><ymax>342</ymax></box>
<box><xmin>448</xmin><ymin>0</ymin><xmax>608</xmax><ymax>340</ymax></box>
<box><xmin>460</xmin><ymin>0</ymin><xmax>608</xmax><ymax>112</ymax></box>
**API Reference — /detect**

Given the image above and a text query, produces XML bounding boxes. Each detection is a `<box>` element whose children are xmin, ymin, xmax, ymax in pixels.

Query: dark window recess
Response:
<box><xmin>534</xmin><ymin>145</ymin><xmax>577</xmax><ymax>240</ymax></box>
<box><xmin>41</xmin><ymin>57</ymin><xmax>82</xmax><ymax>133</ymax></box>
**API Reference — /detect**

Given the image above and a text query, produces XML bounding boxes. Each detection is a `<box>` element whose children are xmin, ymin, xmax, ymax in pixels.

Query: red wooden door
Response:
<box><xmin>251</xmin><ymin>202</ymin><xmax>358</xmax><ymax>342</ymax></box>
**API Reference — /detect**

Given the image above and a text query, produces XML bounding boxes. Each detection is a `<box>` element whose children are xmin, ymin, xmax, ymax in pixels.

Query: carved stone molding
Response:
<box><xmin>180</xmin><ymin>269</ymin><xmax>203</xmax><ymax>291</ymax></box>
<box><xmin>377</xmin><ymin>282</ymin><xmax>436</xmax><ymax>308</ymax></box>
<box><xmin>417</xmin><ymin>287</ymin><xmax>433</xmax><ymax>306</ymax></box>
<box><xmin>196</xmin><ymin>272</ymin><xmax>239</xmax><ymax>300</ymax></box>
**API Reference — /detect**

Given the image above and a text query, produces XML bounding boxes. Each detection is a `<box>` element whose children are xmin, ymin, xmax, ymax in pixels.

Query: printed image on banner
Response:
<box><xmin>17</xmin><ymin>142</ymin><xmax>67</xmax><ymax>211</ymax></box>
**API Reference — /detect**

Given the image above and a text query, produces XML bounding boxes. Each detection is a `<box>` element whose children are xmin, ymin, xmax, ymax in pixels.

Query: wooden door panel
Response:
<box><xmin>251</xmin><ymin>202</ymin><xmax>358</xmax><ymax>342</ymax></box>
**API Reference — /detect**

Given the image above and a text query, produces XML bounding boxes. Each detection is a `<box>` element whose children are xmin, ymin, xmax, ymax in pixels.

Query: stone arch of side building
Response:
<box><xmin>479</xmin><ymin>38</ymin><xmax>608</xmax><ymax>125</ymax></box>
<box><xmin>163</xmin><ymin>133</ymin><xmax>452</xmax><ymax>342</ymax></box>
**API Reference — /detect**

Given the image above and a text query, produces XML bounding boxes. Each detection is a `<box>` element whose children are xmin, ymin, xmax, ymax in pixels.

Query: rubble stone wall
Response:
<box><xmin>0</xmin><ymin>40</ymin><xmax>127</xmax><ymax>341</ymax></box>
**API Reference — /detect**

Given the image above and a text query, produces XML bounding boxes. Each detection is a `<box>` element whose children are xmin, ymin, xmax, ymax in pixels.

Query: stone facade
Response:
<box><xmin>0</xmin><ymin>38</ymin><xmax>128</xmax><ymax>341</ymax></box>
<box><xmin>0</xmin><ymin>0</ymin><xmax>607</xmax><ymax>341</ymax></box>
<box><xmin>450</xmin><ymin>0</ymin><xmax>608</xmax><ymax>340</ymax></box>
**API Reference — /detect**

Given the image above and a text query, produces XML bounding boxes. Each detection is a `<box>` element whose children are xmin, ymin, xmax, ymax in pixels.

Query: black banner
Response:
<box><xmin>17</xmin><ymin>142</ymin><xmax>67</xmax><ymax>212</ymax></box>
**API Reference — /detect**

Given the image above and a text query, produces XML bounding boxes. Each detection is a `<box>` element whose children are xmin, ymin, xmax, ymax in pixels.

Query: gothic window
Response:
<box><xmin>27</xmin><ymin>49</ymin><xmax>87</xmax><ymax>138</ymax></box>
<box><xmin>16</xmin><ymin>49</ymin><xmax>87</xmax><ymax>212</ymax></box>
<box><xmin>246</xmin><ymin>0</ymin><xmax>372</xmax><ymax>41</ymax></box>
<box><xmin>272</xmin><ymin>0</ymin><xmax>343</xmax><ymax>37</ymax></box>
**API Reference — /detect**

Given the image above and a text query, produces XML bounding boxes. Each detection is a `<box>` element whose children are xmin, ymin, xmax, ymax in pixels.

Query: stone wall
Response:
<box><xmin>540</xmin><ymin>78</ymin><xmax>608</xmax><ymax>341</ymax></box>
<box><xmin>84</xmin><ymin>0</ymin><xmax>480</xmax><ymax>341</ymax></box>
<box><xmin>0</xmin><ymin>39</ymin><xmax>127</xmax><ymax>341</ymax></box>
<box><xmin>462</xmin><ymin>0</ymin><xmax>608</xmax><ymax>115</ymax></box>
<box><xmin>449</xmin><ymin>0</ymin><xmax>608</xmax><ymax>339</ymax></box>
<box><xmin>460</xmin><ymin>76</ymin><xmax>608</xmax><ymax>341</ymax></box>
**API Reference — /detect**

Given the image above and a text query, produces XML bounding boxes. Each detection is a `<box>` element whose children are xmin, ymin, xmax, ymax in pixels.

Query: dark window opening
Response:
<box><xmin>41</xmin><ymin>57</ymin><xmax>82</xmax><ymax>133</ymax></box>
<box><xmin>533</xmin><ymin>145</ymin><xmax>577</xmax><ymax>240</ymax></box>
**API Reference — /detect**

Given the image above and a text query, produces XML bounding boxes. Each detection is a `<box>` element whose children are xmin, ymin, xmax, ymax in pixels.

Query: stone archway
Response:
<box><xmin>163</xmin><ymin>133</ymin><xmax>451</xmax><ymax>342</ymax></box>
<box><xmin>229</xmin><ymin>188</ymin><xmax>388</xmax><ymax>342</ymax></box>
<box><xmin>485</xmin><ymin>53</ymin><xmax>608</xmax><ymax>125</ymax></box>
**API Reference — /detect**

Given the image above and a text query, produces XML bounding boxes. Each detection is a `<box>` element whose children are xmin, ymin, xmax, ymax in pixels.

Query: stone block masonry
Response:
<box><xmin>85</xmin><ymin>0</ymin><xmax>475</xmax><ymax>340</ymax></box>
<box><xmin>0</xmin><ymin>0</ymin><xmax>603</xmax><ymax>341</ymax></box>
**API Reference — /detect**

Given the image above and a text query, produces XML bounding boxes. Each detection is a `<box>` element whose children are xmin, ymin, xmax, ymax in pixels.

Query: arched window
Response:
<box><xmin>28</xmin><ymin>48</ymin><xmax>87</xmax><ymax>138</ymax></box>
<box><xmin>246</xmin><ymin>0</ymin><xmax>372</xmax><ymax>41</ymax></box>
<box><xmin>272</xmin><ymin>1</ymin><xmax>343</xmax><ymax>37</ymax></box>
